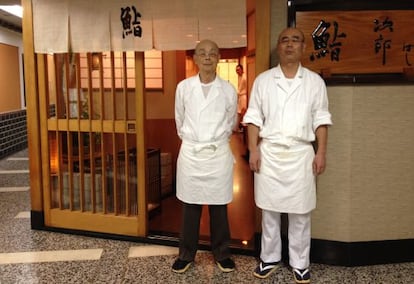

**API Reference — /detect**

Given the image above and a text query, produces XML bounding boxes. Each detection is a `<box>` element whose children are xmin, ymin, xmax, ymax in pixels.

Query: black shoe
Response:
<box><xmin>172</xmin><ymin>258</ymin><xmax>192</xmax><ymax>273</ymax></box>
<box><xmin>253</xmin><ymin>261</ymin><xmax>279</xmax><ymax>279</ymax></box>
<box><xmin>216</xmin><ymin>258</ymin><xmax>235</xmax><ymax>272</ymax></box>
<box><xmin>293</xmin><ymin>267</ymin><xmax>310</xmax><ymax>284</ymax></box>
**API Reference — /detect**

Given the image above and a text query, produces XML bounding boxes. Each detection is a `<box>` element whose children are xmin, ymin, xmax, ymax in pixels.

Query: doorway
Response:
<box><xmin>147</xmin><ymin>55</ymin><xmax>256</xmax><ymax>252</ymax></box>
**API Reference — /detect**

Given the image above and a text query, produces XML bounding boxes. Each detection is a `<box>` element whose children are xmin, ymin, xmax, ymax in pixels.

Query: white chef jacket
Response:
<box><xmin>175</xmin><ymin>74</ymin><xmax>237</xmax><ymax>205</ymax></box>
<box><xmin>237</xmin><ymin>75</ymin><xmax>247</xmax><ymax>114</ymax></box>
<box><xmin>243</xmin><ymin>65</ymin><xmax>332</xmax><ymax>214</ymax></box>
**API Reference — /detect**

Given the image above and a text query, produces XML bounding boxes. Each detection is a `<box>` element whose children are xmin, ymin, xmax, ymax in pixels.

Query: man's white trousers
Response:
<box><xmin>260</xmin><ymin>210</ymin><xmax>311</xmax><ymax>269</ymax></box>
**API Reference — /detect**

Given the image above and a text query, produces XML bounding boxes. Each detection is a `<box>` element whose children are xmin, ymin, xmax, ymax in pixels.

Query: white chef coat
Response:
<box><xmin>237</xmin><ymin>75</ymin><xmax>247</xmax><ymax>114</ymax></box>
<box><xmin>175</xmin><ymin>74</ymin><xmax>237</xmax><ymax>205</ymax></box>
<box><xmin>243</xmin><ymin>64</ymin><xmax>332</xmax><ymax>214</ymax></box>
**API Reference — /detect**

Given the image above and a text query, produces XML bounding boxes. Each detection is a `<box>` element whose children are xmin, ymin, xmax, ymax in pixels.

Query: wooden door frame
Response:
<box><xmin>23</xmin><ymin>0</ymin><xmax>148</xmax><ymax>237</ymax></box>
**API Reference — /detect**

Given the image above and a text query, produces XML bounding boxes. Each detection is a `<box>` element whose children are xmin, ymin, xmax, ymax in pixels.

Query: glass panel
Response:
<box><xmin>127</xmin><ymin>134</ymin><xmax>138</xmax><ymax>216</ymax></box>
<box><xmin>105</xmin><ymin>133</ymin><xmax>123</xmax><ymax>215</ymax></box>
<box><xmin>104</xmin><ymin>133</ymin><xmax>115</xmax><ymax>213</ymax></box>
<box><xmin>144</xmin><ymin>50</ymin><xmax>163</xmax><ymax>89</ymax></box>
<box><xmin>49</xmin><ymin>132</ymin><xmax>59</xmax><ymax>208</ymax></box>
<box><xmin>102</xmin><ymin>89</ymin><xmax>114</xmax><ymax>120</ymax></box>
<box><xmin>144</xmin><ymin>58</ymin><xmax>162</xmax><ymax>68</ymax></box>
<box><xmin>145</xmin><ymin>78</ymin><xmax>163</xmax><ymax>89</ymax></box>
<box><xmin>147</xmin><ymin>148</ymin><xmax>161</xmax><ymax>216</ymax></box>
<box><xmin>49</xmin><ymin>131</ymin><xmax>104</xmax><ymax>211</ymax></box>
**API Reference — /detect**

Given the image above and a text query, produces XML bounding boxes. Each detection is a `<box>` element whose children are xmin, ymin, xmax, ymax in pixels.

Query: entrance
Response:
<box><xmin>148</xmin><ymin>56</ymin><xmax>256</xmax><ymax>251</ymax></box>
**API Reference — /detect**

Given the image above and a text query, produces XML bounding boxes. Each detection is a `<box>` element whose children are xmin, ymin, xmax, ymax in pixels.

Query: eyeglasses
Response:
<box><xmin>278</xmin><ymin>37</ymin><xmax>304</xmax><ymax>44</ymax></box>
<box><xmin>196</xmin><ymin>52</ymin><xmax>219</xmax><ymax>59</ymax></box>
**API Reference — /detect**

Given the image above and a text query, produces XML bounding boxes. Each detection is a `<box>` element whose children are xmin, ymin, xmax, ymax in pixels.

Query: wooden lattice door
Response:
<box><xmin>37</xmin><ymin>51</ymin><xmax>150</xmax><ymax>236</ymax></box>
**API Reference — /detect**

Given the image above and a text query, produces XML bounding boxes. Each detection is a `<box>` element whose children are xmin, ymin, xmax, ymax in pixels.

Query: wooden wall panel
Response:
<box><xmin>296</xmin><ymin>10</ymin><xmax>414</xmax><ymax>75</ymax></box>
<box><xmin>145</xmin><ymin>119</ymin><xmax>180</xmax><ymax>180</ymax></box>
<box><xmin>0</xmin><ymin>43</ymin><xmax>21</xmax><ymax>112</ymax></box>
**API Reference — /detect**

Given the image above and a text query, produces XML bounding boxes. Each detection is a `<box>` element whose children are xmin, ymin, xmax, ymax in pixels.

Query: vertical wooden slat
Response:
<box><xmin>54</xmin><ymin>54</ymin><xmax>60</xmax><ymax>117</ymax></box>
<box><xmin>74</xmin><ymin>54</ymin><xmax>84</xmax><ymax>211</ymax></box>
<box><xmin>64</xmin><ymin>54</ymin><xmax>75</xmax><ymax>210</ymax></box>
<box><xmin>97</xmin><ymin>52</ymin><xmax>105</xmax><ymax>213</ymax></box>
<box><xmin>45</xmin><ymin>54</ymin><xmax>60</xmax><ymax>209</ymax></box>
<box><xmin>104</xmin><ymin>53</ymin><xmax>115</xmax><ymax>214</ymax></box>
<box><xmin>87</xmin><ymin>52</ymin><xmax>95</xmax><ymax>212</ymax></box>
<box><xmin>54</xmin><ymin>54</ymin><xmax>63</xmax><ymax>119</ymax></box>
<box><xmin>53</xmin><ymin>54</ymin><xmax>64</xmax><ymax>209</ymax></box>
<box><xmin>22</xmin><ymin>0</ymin><xmax>44</xmax><ymax>213</ymax></box>
<box><xmin>111</xmin><ymin>52</ymin><xmax>118</xmax><ymax>215</ymax></box>
<box><xmin>122</xmin><ymin>52</ymin><xmax>130</xmax><ymax>216</ymax></box>
<box><xmin>37</xmin><ymin>54</ymin><xmax>51</xmax><ymax>211</ymax></box>
<box><xmin>135</xmin><ymin>51</ymin><xmax>147</xmax><ymax>234</ymax></box>
<box><xmin>57</xmin><ymin>132</ymin><xmax>63</xmax><ymax>208</ymax></box>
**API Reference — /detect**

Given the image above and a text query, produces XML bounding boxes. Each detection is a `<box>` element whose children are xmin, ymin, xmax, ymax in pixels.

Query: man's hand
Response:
<box><xmin>249</xmin><ymin>150</ymin><xmax>261</xmax><ymax>173</ymax></box>
<box><xmin>312</xmin><ymin>153</ymin><xmax>326</xmax><ymax>176</ymax></box>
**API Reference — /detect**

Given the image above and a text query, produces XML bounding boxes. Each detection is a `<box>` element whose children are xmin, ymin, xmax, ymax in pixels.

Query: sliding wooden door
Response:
<box><xmin>35</xmin><ymin>51</ymin><xmax>150</xmax><ymax>237</ymax></box>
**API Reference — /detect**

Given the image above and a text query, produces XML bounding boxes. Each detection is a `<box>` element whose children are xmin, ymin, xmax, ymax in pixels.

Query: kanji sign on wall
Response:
<box><xmin>296</xmin><ymin>10</ymin><xmax>414</xmax><ymax>75</ymax></box>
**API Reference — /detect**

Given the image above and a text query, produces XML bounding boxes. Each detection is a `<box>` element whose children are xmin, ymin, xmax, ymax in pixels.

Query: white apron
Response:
<box><xmin>255</xmin><ymin>140</ymin><xmax>316</xmax><ymax>214</ymax></box>
<box><xmin>176</xmin><ymin>139</ymin><xmax>234</xmax><ymax>205</ymax></box>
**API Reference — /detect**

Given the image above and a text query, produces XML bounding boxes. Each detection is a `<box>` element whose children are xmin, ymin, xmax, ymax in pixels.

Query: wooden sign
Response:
<box><xmin>296</xmin><ymin>10</ymin><xmax>414</xmax><ymax>76</ymax></box>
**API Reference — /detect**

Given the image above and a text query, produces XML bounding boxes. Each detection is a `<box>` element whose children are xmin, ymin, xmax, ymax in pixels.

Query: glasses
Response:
<box><xmin>278</xmin><ymin>37</ymin><xmax>304</xmax><ymax>44</ymax></box>
<box><xmin>196</xmin><ymin>52</ymin><xmax>219</xmax><ymax>59</ymax></box>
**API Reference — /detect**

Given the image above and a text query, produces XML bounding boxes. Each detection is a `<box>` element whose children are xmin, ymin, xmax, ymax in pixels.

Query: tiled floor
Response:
<box><xmin>1</xmin><ymin>149</ymin><xmax>414</xmax><ymax>284</ymax></box>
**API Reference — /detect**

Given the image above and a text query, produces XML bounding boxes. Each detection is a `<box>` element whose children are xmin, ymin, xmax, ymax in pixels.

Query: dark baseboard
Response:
<box><xmin>31</xmin><ymin>210</ymin><xmax>413</xmax><ymax>266</ymax></box>
<box><xmin>255</xmin><ymin>232</ymin><xmax>414</xmax><ymax>266</ymax></box>
<box><xmin>311</xmin><ymin>238</ymin><xmax>414</xmax><ymax>266</ymax></box>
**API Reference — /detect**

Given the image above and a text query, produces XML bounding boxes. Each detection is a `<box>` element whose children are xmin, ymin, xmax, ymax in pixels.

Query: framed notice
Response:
<box><xmin>289</xmin><ymin>0</ymin><xmax>414</xmax><ymax>84</ymax></box>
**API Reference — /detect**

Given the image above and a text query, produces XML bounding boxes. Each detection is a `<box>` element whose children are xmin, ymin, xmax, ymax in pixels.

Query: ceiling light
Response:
<box><xmin>0</xmin><ymin>5</ymin><xmax>23</xmax><ymax>18</ymax></box>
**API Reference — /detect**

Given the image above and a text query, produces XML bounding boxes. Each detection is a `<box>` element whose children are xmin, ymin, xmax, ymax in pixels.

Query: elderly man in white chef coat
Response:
<box><xmin>172</xmin><ymin>39</ymin><xmax>238</xmax><ymax>274</ymax></box>
<box><xmin>243</xmin><ymin>28</ymin><xmax>332</xmax><ymax>284</ymax></box>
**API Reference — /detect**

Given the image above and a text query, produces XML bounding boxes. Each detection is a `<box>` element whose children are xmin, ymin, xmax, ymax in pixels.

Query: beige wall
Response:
<box><xmin>312</xmin><ymin>86</ymin><xmax>353</xmax><ymax>241</ymax></box>
<box><xmin>314</xmin><ymin>86</ymin><xmax>414</xmax><ymax>242</ymax></box>
<box><xmin>270</xmin><ymin>0</ymin><xmax>414</xmax><ymax>243</ymax></box>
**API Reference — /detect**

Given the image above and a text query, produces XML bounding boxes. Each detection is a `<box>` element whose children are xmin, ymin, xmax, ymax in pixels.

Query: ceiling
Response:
<box><xmin>0</xmin><ymin>0</ymin><xmax>22</xmax><ymax>33</ymax></box>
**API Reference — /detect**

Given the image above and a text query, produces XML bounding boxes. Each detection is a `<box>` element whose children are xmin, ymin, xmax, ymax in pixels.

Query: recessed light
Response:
<box><xmin>0</xmin><ymin>5</ymin><xmax>23</xmax><ymax>18</ymax></box>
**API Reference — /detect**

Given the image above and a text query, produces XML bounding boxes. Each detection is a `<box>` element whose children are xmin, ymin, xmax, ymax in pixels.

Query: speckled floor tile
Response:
<box><xmin>0</xmin><ymin>261</ymin><xmax>103</xmax><ymax>284</ymax></box>
<box><xmin>0</xmin><ymin>173</ymin><xmax>30</xmax><ymax>187</ymax></box>
<box><xmin>0</xmin><ymin>157</ymin><xmax>28</xmax><ymax>171</ymax></box>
